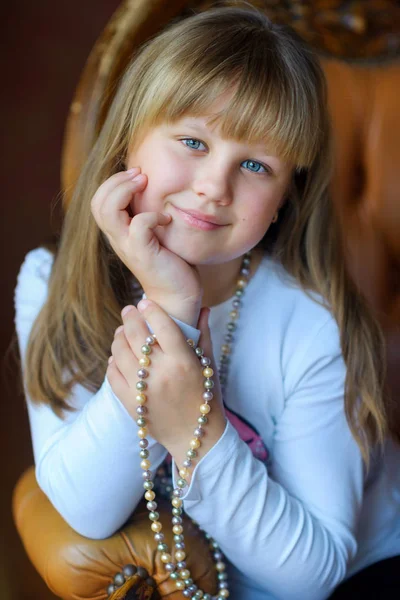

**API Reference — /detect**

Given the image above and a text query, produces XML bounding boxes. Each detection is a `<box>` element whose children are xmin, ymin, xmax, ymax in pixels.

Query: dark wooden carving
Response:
<box><xmin>188</xmin><ymin>0</ymin><xmax>400</xmax><ymax>61</ymax></box>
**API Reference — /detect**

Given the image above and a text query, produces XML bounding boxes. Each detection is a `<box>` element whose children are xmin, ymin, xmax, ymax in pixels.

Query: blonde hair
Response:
<box><xmin>24</xmin><ymin>5</ymin><xmax>388</xmax><ymax>462</ymax></box>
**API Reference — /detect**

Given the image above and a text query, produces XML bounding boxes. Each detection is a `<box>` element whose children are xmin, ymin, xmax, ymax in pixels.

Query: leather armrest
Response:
<box><xmin>12</xmin><ymin>467</ymin><xmax>217</xmax><ymax>599</ymax></box>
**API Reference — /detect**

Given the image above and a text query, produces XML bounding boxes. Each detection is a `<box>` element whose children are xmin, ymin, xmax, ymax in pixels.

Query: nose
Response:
<box><xmin>191</xmin><ymin>158</ymin><xmax>233</xmax><ymax>206</ymax></box>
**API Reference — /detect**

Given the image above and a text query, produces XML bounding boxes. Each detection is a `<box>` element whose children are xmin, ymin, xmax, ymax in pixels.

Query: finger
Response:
<box><xmin>136</xmin><ymin>299</ymin><xmax>187</xmax><ymax>354</ymax></box>
<box><xmin>111</xmin><ymin>327</ymin><xmax>140</xmax><ymax>384</ymax></box>
<box><xmin>129</xmin><ymin>211</ymin><xmax>172</xmax><ymax>248</ymax></box>
<box><xmin>91</xmin><ymin>172</ymin><xmax>148</xmax><ymax>239</ymax></box>
<box><xmin>106</xmin><ymin>358</ymin><xmax>129</xmax><ymax>398</ymax></box>
<box><xmin>121</xmin><ymin>304</ymin><xmax>160</xmax><ymax>358</ymax></box>
<box><xmin>91</xmin><ymin>168</ymin><xmax>140</xmax><ymax>210</ymax></box>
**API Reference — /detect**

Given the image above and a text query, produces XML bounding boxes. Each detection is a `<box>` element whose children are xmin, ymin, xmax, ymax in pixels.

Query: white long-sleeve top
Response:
<box><xmin>14</xmin><ymin>247</ymin><xmax>400</xmax><ymax>600</ymax></box>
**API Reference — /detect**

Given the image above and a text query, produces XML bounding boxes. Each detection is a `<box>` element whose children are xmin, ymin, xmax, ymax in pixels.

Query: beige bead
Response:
<box><xmin>200</xmin><ymin>403</ymin><xmax>211</xmax><ymax>414</ymax></box>
<box><xmin>219</xmin><ymin>590</ymin><xmax>230</xmax><ymax>598</ymax></box>
<box><xmin>137</xmin><ymin>427</ymin><xmax>148</xmax><ymax>439</ymax></box>
<box><xmin>175</xmin><ymin>580</ymin><xmax>185</xmax><ymax>590</ymax></box>
<box><xmin>186</xmin><ymin>338</ymin><xmax>195</xmax><ymax>347</ymax></box>
<box><xmin>216</xmin><ymin>561</ymin><xmax>226</xmax><ymax>571</ymax></box>
<box><xmin>229</xmin><ymin>310</ymin><xmax>239</xmax><ymax>320</ymax></box>
<box><xmin>151</xmin><ymin>521</ymin><xmax>162</xmax><ymax>533</ymax></box>
<box><xmin>139</xmin><ymin>356</ymin><xmax>150</xmax><ymax>367</ymax></box>
<box><xmin>145</xmin><ymin>490</ymin><xmax>155</xmax><ymax>501</ymax></box>
<box><xmin>172</xmin><ymin>524</ymin><xmax>183</xmax><ymax>535</ymax></box>
<box><xmin>140</xmin><ymin>459</ymin><xmax>151</xmax><ymax>470</ymax></box>
<box><xmin>237</xmin><ymin>279</ymin><xmax>246</xmax><ymax>288</ymax></box>
<box><xmin>175</xmin><ymin>550</ymin><xmax>186</xmax><ymax>562</ymax></box>
<box><xmin>190</xmin><ymin>438</ymin><xmax>201</xmax><ymax>449</ymax></box>
<box><xmin>161</xmin><ymin>552</ymin><xmax>172</xmax><ymax>563</ymax></box>
<box><xmin>179</xmin><ymin>568</ymin><xmax>190</xmax><ymax>579</ymax></box>
<box><xmin>136</xmin><ymin>393</ymin><xmax>147</xmax><ymax>405</ymax></box>
<box><xmin>221</xmin><ymin>344</ymin><xmax>231</xmax><ymax>354</ymax></box>
<box><xmin>171</xmin><ymin>498</ymin><xmax>182</xmax><ymax>508</ymax></box>
<box><xmin>202</xmin><ymin>367</ymin><xmax>214</xmax><ymax>378</ymax></box>
<box><xmin>179</xmin><ymin>467</ymin><xmax>189</xmax><ymax>479</ymax></box>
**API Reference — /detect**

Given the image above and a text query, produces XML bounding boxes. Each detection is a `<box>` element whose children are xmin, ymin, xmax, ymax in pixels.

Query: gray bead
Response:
<box><xmin>226</xmin><ymin>322</ymin><xmax>236</xmax><ymax>332</ymax></box>
<box><xmin>195</xmin><ymin>346</ymin><xmax>204</xmax><ymax>356</ymax></box>
<box><xmin>194</xmin><ymin>591</ymin><xmax>204</xmax><ymax>599</ymax></box>
<box><xmin>165</xmin><ymin>562</ymin><xmax>176</xmax><ymax>572</ymax></box>
<box><xmin>172</xmin><ymin>516</ymin><xmax>182</xmax><ymax>525</ymax></box>
<box><xmin>241</xmin><ymin>267</ymin><xmax>250</xmax><ymax>276</ymax></box>
<box><xmin>107</xmin><ymin>583</ymin><xmax>116</xmax><ymax>595</ymax></box>
<box><xmin>149</xmin><ymin>511</ymin><xmax>159</xmax><ymax>521</ymax></box>
<box><xmin>147</xmin><ymin>501</ymin><xmax>157</xmax><ymax>511</ymax></box>
<box><xmin>170</xmin><ymin>572</ymin><xmax>180</xmax><ymax>580</ymax></box>
<box><xmin>136</xmin><ymin>416</ymin><xmax>147</xmax><ymax>427</ymax></box>
<box><xmin>235</xmin><ymin>289</ymin><xmax>243</xmax><ymax>297</ymax></box>
<box><xmin>224</xmin><ymin>333</ymin><xmax>234</xmax><ymax>343</ymax></box>
<box><xmin>139</xmin><ymin>439</ymin><xmax>149</xmax><ymax>448</ymax></box>
<box><xmin>137</xmin><ymin>368</ymin><xmax>149</xmax><ymax>379</ymax></box>
<box><xmin>122</xmin><ymin>564</ymin><xmax>137</xmax><ymax>577</ymax></box>
<box><xmin>213</xmin><ymin>551</ymin><xmax>223</xmax><ymax>561</ymax></box>
<box><xmin>173</xmin><ymin>488</ymin><xmax>183</xmax><ymax>497</ymax></box>
<box><xmin>183</xmin><ymin>591</ymin><xmax>192</xmax><ymax>598</ymax></box>
<box><xmin>218</xmin><ymin>572</ymin><xmax>228</xmax><ymax>580</ymax></box>
<box><xmin>175</xmin><ymin>542</ymin><xmax>185</xmax><ymax>550</ymax></box>
<box><xmin>139</xmin><ymin>449</ymin><xmax>149</xmax><ymax>459</ymax></box>
<box><xmin>177</xmin><ymin>478</ymin><xmax>187</xmax><ymax>488</ymax></box>
<box><xmin>177</xmin><ymin>560</ymin><xmax>187</xmax><ymax>569</ymax></box>
<box><xmin>194</xmin><ymin>427</ymin><xmax>204</xmax><ymax>437</ymax></box>
<box><xmin>202</xmin><ymin>391</ymin><xmax>213</xmax><ymax>401</ymax></box>
<box><xmin>200</xmin><ymin>356</ymin><xmax>211</xmax><ymax>366</ymax></box>
<box><xmin>183</xmin><ymin>458</ymin><xmax>192</xmax><ymax>467</ymax></box>
<box><xmin>232</xmin><ymin>298</ymin><xmax>241</xmax><ymax>308</ymax></box>
<box><xmin>174</xmin><ymin>534</ymin><xmax>184</xmax><ymax>542</ymax></box>
<box><xmin>188</xmin><ymin>584</ymin><xmax>198</xmax><ymax>593</ymax></box>
<box><xmin>198</xmin><ymin>416</ymin><xmax>208</xmax><ymax>425</ymax></box>
<box><xmin>136</xmin><ymin>381</ymin><xmax>147</xmax><ymax>391</ymax></box>
<box><xmin>204</xmin><ymin>379</ymin><xmax>214</xmax><ymax>389</ymax></box>
<box><xmin>154</xmin><ymin>532</ymin><xmax>164</xmax><ymax>542</ymax></box>
<box><xmin>114</xmin><ymin>572</ymin><xmax>125</xmax><ymax>586</ymax></box>
<box><xmin>187</xmin><ymin>449</ymin><xmax>197</xmax><ymax>459</ymax></box>
<box><xmin>143</xmin><ymin>480</ymin><xmax>154</xmax><ymax>490</ymax></box>
<box><xmin>218</xmin><ymin>581</ymin><xmax>228</xmax><ymax>589</ymax></box>
<box><xmin>184</xmin><ymin>578</ymin><xmax>193</xmax><ymax>586</ymax></box>
<box><xmin>136</xmin><ymin>566</ymin><xmax>149</xmax><ymax>579</ymax></box>
<box><xmin>158</xmin><ymin>542</ymin><xmax>168</xmax><ymax>552</ymax></box>
<box><xmin>146</xmin><ymin>336</ymin><xmax>156</xmax><ymax>345</ymax></box>
<box><xmin>142</xmin><ymin>470</ymin><xmax>152</xmax><ymax>479</ymax></box>
<box><xmin>136</xmin><ymin>405</ymin><xmax>147</xmax><ymax>415</ymax></box>
<box><xmin>172</xmin><ymin>507</ymin><xmax>182</xmax><ymax>516</ymax></box>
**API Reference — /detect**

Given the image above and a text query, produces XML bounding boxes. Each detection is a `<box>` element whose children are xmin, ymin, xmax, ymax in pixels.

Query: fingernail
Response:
<box><xmin>115</xmin><ymin>325</ymin><xmax>124</xmax><ymax>335</ymax></box>
<box><xmin>121</xmin><ymin>305</ymin><xmax>133</xmax><ymax>317</ymax></box>
<box><xmin>126</xmin><ymin>167</ymin><xmax>139</xmax><ymax>175</ymax></box>
<box><xmin>131</xmin><ymin>173</ymin><xmax>145</xmax><ymax>182</ymax></box>
<box><xmin>137</xmin><ymin>299</ymin><xmax>151</xmax><ymax>312</ymax></box>
<box><xmin>108</xmin><ymin>356</ymin><xmax>114</xmax><ymax>364</ymax></box>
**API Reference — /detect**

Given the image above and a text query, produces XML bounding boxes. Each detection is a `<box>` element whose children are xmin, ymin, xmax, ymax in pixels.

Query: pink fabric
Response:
<box><xmin>225</xmin><ymin>407</ymin><xmax>269</xmax><ymax>463</ymax></box>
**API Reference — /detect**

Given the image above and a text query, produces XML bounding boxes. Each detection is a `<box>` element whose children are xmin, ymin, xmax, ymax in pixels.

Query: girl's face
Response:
<box><xmin>126</xmin><ymin>109</ymin><xmax>293</xmax><ymax>266</ymax></box>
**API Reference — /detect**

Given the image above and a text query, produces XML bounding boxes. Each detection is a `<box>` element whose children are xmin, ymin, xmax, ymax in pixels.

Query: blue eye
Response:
<box><xmin>182</xmin><ymin>138</ymin><xmax>206</xmax><ymax>151</ymax></box>
<box><xmin>242</xmin><ymin>160</ymin><xmax>267</xmax><ymax>174</ymax></box>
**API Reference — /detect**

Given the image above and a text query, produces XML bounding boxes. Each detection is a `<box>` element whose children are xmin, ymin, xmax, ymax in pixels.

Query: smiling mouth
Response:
<box><xmin>172</xmin><ymin>206</ymin><xmax>226</xmax><ymax>231</ymax></box>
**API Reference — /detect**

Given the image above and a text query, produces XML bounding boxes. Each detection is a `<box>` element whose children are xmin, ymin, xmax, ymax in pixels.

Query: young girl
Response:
<box><xmin>14</xmin><ymin>5</ymin><xmax>400</xmax><ymax>600</ymax></box>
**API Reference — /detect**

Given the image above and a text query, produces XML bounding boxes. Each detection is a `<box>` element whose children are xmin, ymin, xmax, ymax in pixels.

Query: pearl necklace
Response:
<box><xmin>134</xmin><ymin>251</ymin><xmax>252</xmax><ymax>600</ymax></box>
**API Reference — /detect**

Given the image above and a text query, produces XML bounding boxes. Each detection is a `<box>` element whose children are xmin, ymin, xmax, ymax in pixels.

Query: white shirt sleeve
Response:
<box><xmin>14</xmin><ymin>248</ymin><xmax>168</xmax><ymax>539</ymax></box>
<box><xmin>174</xmin><ymin>317</ymin><xmax>364</xmax><ymax>600</ymax></box>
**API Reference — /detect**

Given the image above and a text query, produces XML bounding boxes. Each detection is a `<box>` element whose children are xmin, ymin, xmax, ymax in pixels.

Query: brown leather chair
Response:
<box><xmin>12</xmin><ymin>1</ymin><xmax>400</xmax><ymax>599</ymax></box>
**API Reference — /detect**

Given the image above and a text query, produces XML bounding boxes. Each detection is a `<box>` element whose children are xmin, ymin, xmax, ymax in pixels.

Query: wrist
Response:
<box><xmin>144</xmin><ymin>294</ymin><xmax>202</xmax><ymax>328</ymax></box>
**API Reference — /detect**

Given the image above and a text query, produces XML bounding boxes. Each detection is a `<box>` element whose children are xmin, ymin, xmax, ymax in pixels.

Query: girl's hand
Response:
<box><xmin>107</xmin><ymin>300</ymin><xmax>226</xmax><ymax>467</ymax></box>
<box><xmin>91</xmin><ymin>169</ymin><xmax>202</xmax><ymax>327</ymax></box>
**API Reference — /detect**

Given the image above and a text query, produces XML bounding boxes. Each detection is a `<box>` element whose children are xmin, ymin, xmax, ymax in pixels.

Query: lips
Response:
<box><xmin>174</xmin><ymin>207</ymin><xmax>225</xmax><ymax>225</ymax></box>
<box><xmin>172</xmin><ymin>205</ymin><xmax>226</xmax><ymax>231</ymax></box>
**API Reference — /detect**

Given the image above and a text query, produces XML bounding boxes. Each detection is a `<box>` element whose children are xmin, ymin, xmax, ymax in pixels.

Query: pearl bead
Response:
<box><xmin>136</xmin><ymin>393</ymin><xmax>147</xmax><ymax>404</ymax></box>
<box><xmin>154</xmin><ymin>532</ymin><xmax>164</xmax><ymax>542</ymax></box>
<box><xmin>137</xmin><ymin>368</ymin><xmax>148</xmax><ymax>379</ymax></box>
<box><xmin>183</xmin><ymin>458</ymin><xmax>192</xmax><ymax>467</ymax></box>
<box><xmin>186</xmin><ymin>338</ymin><xmax>195</xmax><ymax>347</ymax></box>
<box><xmin>136</xmin><ymin>417</ymin><xmax>147</xmax><ymax>427</ymax></box>
<box><xmin>175</xmin><ymin>550</ymin><xmax>186</xmax><ymax>562</ymax></box>
<box><xmin>147</xmin><ymin>501</ymin><xmax>157</xmax><ymax>511</ymax></box>
<box><xmin>151</xmin><ymin>522</ymin><xmax>162</xmax><ymax>532</ymax></box>
<box><xmin>172</xmin><ymin>524</ymin><xmax>183</xmax><ymax>535</ymax></box>
<box><xmin>137</xmin><ymin>427</ymin><xmax>148</xmax><ymax>439</ymax></box>
<box><xmin>193</xmin><ymin>427</ymin><xmax>204</xmax><ymax>437</ymax></box>
<box><xmin>200</xmin><ymin>404</ymin><xmax>211</xmax><ymax>414</ymax></box>
<box><xmin>141</xmin><ymin>344</ymin><xmax>151</xmax><ymax>354</ymax></box>
<box><xmin>173</xmin><ymin>488</ymin><xmax>183</xmax><ymax>497</ymax></box>
<box><xmin>139</xmin><ymin>439</ymin><xmax>149</xmax><ymax>448</ymax></box>
<box><xmin>175</xmin><ymin>580</ymin><xmax>185</xmax><ymax>590</ymax></box>
<box><xmin>143</xmin><ymin>481</ymin><xmax>154</xmax><ymax>490</ymax></box>
<box><xmin>179</xmin><ymin>569</ymin><xmax>190</xmax><ymax>579</ymax></box>
<box><xmin>139</xmin><ymin>449</ymin><xmax>149</xmax><ymax>459</ymax></box>
<box><xmin>200</xmin><ymin>356</ymin><xmax>211</xmax><ymax>366</ymax></box>
<box><xmin>216</xmin><ymin>561</ymin><xmax>226</xmax><ymax>571</ymax></box>
<box><xmin>186</xmin><ymin>449</ymin><xmax>197</xmax><ymax>459</ymax></box>
<box><xmin>165</xmin><ymin>562</ymin><xmax>176</xmax><ymax>572</ymax></box>
<box><xmin>219</xmin><ymin>590</ymin><xmax>230</xmax><ymax>598</ymax></box>
<box><xmin>198</xmin><ymin>416</ymin><xmax>208</xmax><ymax>425</ymax></box>
<box><xmin>237</xmin><ymin>278</ymin><xmax>246</xmax><ymax>288</ymax></box>
<box><xmin>172</xmin><ymin>507</ymin><xmax>182</xmax><ymax>516</ymax></box>
<box><xmin>202</xmin><ymin>367</ymin><xmax>214</xmax><ymax>377</ymax></box>
<box><xmin>177</xmin><ymin>478</ymin><xmax>187</xmax><ymax>488</ymax></box>
<box><xmin>136</xmin><ymin>381</ymin><xmax>147</xmax><ymax>391</ymax></box>
<box><xmin>179</xmin><ymin>467</ymin><xmax>189</xmax><ymax>479</ymax></box>
<box><xmin>229</xmin><ymin>310</ymin><xmax>238</xmax><ymax>320</ymax></box>
<box><xmin>146</xmin><ymin>335</ymin><xmax>156</xmax><ymax>345</ymax></box>
<box><xmin>202</xmin><ymin>391</ymin><xmax>213</xmax><ymax>401</ymax></box>
<box><xmin>145</xmin><ymin>490</ymin><xmax>155</xmax><ymax>501</ymax></box>
<box><xmin>204</xmin><ymin>379</ymin><xmax>214</xmax><ymax>389</ymax></box>
<box><xmin>190</xmin><ymin>438</ymin><xmax>201</xmax><ymax>449</ymax></box>
<box><xmin>139</xmin><ymin>356</ymin><xmax>150</xmax><ymax>367</ymax></box>
<box><xmin>172</xmin><ymin>516</ymin><xmax>182</xmax><ymax>525</ymax></box>
<box><xmin>175</xmin><ymin>542</ymin><xmax>185</xmax><ymax>550</ymax></box>
<box><xmin>161</xmin><ymin>552</ymin><xmax>172</xmax><ymax>563</ymax></box>
<box><xmin>177</xmin><ymin>560</ymin><xmax>186</xmax><ymax>568</ymax></box>
<box><xmin>174</xmin><ymin>534</ymin><xmax>184</xmax><ymax>542</ymax></box>
<box><xmin>171</xmin><ymin>498</ymin><xmax>182</xmax><ymax>508</ymax></box>
<box><xmin>142</xmin><ymin>470</ymin><xmax>152</xmax><ymax>479</ymax></box>
<box><xmin>195</xmin><ymin>347</ymin><xmax>204</xmax><ymax>356</ymax></box>
<box><xmin>140</xmin><ymin>459</ymin><xmax>151</xmax><ymax>470</ymax></box>
<box><xmin>149</xmin><ymin>511</ymin><xmax>159</xmax><ymax>521</ymax></box>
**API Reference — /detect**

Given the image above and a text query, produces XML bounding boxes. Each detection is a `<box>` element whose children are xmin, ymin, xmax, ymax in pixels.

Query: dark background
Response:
<box><xmin>1</xmin><ymin>2</ymin><xmax>120</xmax><ymax>598</ymax></box>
